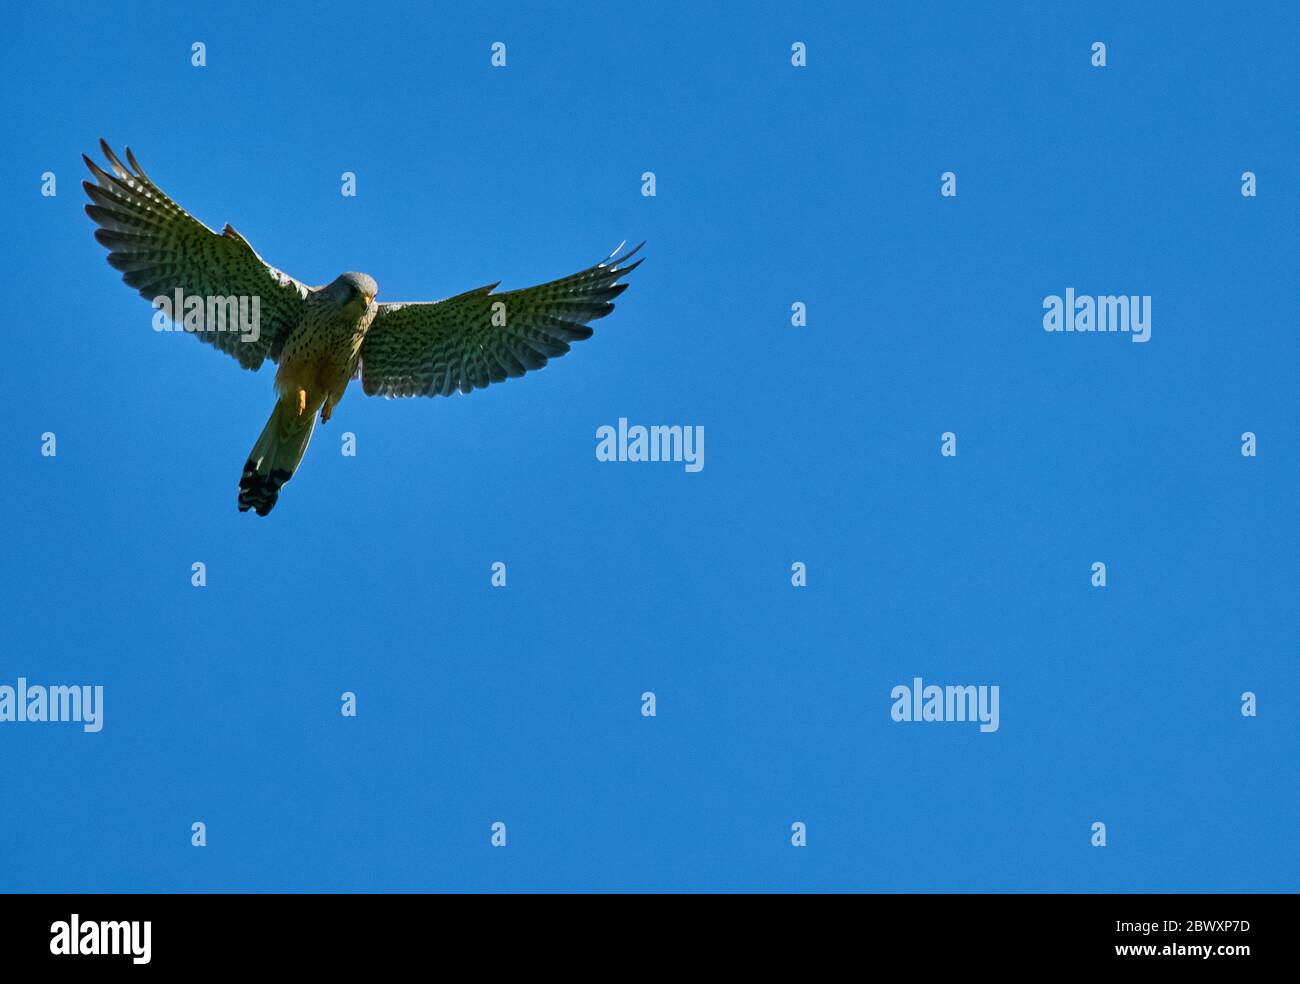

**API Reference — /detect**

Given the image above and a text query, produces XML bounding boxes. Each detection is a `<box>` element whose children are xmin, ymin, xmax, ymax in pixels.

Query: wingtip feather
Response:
<box><xmin>606</xmin><ymin>240</ymin><xmax>645</xmax><ymax>269</ymax></box>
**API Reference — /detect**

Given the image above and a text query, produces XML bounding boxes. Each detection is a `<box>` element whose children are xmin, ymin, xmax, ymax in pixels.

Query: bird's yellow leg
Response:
<box><xmin>320</xmin><ymin>401</ymin><xmax>333</xmax><ymax>424</ymax></box>
<box><xmin>296</xmin><ymin>388</ymin><xmax>307</xmax><ymax>417</ymax></box>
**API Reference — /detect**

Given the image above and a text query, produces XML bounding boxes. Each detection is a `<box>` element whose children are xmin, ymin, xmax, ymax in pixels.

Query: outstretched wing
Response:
<box><xmin>83</xmin><ymin>139</ymin><xmax>309</xmax><ymax>371</ymax></box>
<box><xmin>359</xmin><ymin>243</ymin><xmax>644</xmax><ymax>398</ymax></box>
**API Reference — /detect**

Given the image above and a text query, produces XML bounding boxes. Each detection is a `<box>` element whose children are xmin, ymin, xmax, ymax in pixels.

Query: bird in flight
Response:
<box><xmin>82</xmin><ymin>140</ymin><xmax>643</xmax><ymax>516</ymax></box>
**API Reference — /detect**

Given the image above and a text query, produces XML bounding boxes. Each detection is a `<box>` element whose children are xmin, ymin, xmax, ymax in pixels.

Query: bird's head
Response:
<box><xmin>328</xmin><ymin>272</ymin><xmax>379</xmax><ymax>312</ymax></box>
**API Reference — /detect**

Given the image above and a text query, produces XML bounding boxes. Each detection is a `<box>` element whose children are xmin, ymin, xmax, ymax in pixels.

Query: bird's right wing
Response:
<box><xmin>83</xmin><ymin>140</ymin><xmax>310</xmax><ymax>371</ymax></box>
<box><xmin>359</xmin><ymin>243</ymin><xmax>643</xmax><ymax>398</ymax></box>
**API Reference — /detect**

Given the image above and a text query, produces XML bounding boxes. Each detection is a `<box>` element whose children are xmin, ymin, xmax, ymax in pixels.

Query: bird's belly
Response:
<box><xmin>276</xmin><ymin>331</ymin><xmax>361</xmax><ymax>401</ymax></box>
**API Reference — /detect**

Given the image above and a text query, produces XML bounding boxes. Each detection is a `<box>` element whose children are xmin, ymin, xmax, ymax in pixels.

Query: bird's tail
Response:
<box><xmin>237</xmin><ymin>399</ymin><xmax>317</xmax><ymax>516</ymax></box>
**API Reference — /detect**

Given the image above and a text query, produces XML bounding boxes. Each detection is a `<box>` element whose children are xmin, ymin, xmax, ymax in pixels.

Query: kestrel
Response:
<box><xmin>82</xmin><ymin>140</ymin><xmax>643</xmax><ymax>515</ymax></box>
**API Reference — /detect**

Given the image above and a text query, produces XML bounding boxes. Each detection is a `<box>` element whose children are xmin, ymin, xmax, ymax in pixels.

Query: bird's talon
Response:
<box><xmin>320</xmin><ymin>403</ymin><xmax>332</xmax><ymax>424</ymax></box>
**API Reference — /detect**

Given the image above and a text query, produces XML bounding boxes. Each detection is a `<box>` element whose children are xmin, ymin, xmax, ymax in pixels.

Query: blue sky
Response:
<box><xmin>1</xmin><ymin>1</ymin><xmax>1297</xmax><ymax>892</ymax></box>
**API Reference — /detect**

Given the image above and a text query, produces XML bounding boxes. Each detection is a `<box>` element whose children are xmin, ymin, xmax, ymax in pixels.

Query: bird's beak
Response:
<box><xmin>363</xmin><ymin>293</ymin><xmax>374</xmax><ymax>306</ymax></box>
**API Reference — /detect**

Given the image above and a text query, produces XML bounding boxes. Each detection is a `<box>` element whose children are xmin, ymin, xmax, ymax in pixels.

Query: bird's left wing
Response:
<box><xmin>359</xmin><ymin>243</ymin><xmax>643</xmax><ymax>398</ymax></box>
<box><xmin>83</xmin><ymin>140</ymin><xmax>310</xmax><ymax>370</ymax></box>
